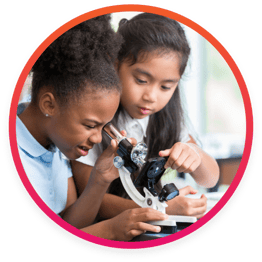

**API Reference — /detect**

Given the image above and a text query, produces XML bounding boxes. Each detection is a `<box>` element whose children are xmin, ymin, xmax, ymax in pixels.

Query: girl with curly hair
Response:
<box><xmin>17</xmin><ymin>14</ymin><xmax>167</xmax><ymax>241</ymax></box>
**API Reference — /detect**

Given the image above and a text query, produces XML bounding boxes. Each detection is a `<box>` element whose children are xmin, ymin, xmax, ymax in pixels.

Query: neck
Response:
<box><xmin>18</xmin><ymin>103</ymin><xmax>52</xmax><ymax>149</ymax></box>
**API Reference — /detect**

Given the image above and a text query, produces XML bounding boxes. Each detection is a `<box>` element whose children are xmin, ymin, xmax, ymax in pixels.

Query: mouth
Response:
<box><xmin>77</xmin><ymin>146</ymin><xmax>92</xmax><ymax>157</ymax></box>
<box><xmin>139</xmin><ymin>107</ymin><xmax>152</xmax><ymax>115</ymax></box>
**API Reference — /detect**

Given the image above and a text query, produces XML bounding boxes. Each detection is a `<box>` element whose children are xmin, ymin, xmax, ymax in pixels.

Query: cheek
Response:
<box><xmin>121</xmin><ymin>86</ymin><xmax>138</xmax><ymax>105</ymax></box>
<box><xmin>157</xmin><ymin>94</ymin><xmax>173</xmax><ymax>110</ymax></box>
<box><xmin>53</xmin><ymin>127</ymin><xmax>74</xmax><ymax>147</ymax></box>
<box><xmin>51</xmin><ymin>120</ymin><xmax>82</xmax><ymax>147</ymax></box>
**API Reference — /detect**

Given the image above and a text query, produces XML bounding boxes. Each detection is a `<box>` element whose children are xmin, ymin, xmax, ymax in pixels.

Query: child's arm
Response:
<box><xmin>71</xmin><ymin>160</ymin><xmax>140</xmax><ymax>218</ymax></box>
<box><xmin>159</xmin><ymin>136</ymin><xmax>220</xmax><ymax>188</ymax></box>
<box><xmin>81</xmin><ymin>208</ymin><xmax>167</xmax><ymax>241</ymax></box>
<box><xmin>60</xmin><ymin>139</ymin><xmax>120</xmax><ymax>228</ymax></box>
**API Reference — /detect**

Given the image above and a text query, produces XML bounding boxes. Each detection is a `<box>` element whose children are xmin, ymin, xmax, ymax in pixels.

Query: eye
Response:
<box><xmin>84</xmin><ymin>124</ymin><xmax>95</xmax><ymax>129</ymax></box>
<box><xmin>161</xmin><ymin>85</ymin><xmax>171</xmax><ymax>90</ymax></box>
<box><xmin>136</xmin><ymin>78</ymin><xmax>147</xmax><ymax>84</ymax></box>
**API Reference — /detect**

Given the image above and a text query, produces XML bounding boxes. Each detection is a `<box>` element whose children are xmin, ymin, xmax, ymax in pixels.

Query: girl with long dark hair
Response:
<box><xmin>72</xmin><ymin>13</ymin><xmax>219</xmax><ymax>221</ymax></box>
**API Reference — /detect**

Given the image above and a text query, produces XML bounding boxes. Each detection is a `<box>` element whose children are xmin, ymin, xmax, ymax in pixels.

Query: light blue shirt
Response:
<box><xmin>16</xmin><ymin>104</ymin><xmax>73</xmax><ymax>214</ymax></box>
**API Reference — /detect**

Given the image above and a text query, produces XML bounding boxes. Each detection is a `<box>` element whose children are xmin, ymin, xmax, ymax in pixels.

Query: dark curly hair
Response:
<box><xmin>31</xmin><ymin>14</ymin><xmax>122</xmax><ymax>105</ymax></box>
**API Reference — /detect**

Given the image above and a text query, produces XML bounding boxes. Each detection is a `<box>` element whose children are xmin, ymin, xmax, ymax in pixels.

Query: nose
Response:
<box><xmin>89</xmin><ymin>130</ymin><xmax>103</xmax><ymax>145</ymax></box>
<box><xmin>142</xmin><ymin>85</ymin><xmax>157</xmax><ymax>103</ymax></box>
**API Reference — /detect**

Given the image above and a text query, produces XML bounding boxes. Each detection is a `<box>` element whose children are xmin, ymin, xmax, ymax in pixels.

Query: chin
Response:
<box><xmin>136</xmin><ymin>113</ymin><xmax>151</xmax><ymax>119</ymax></box>
<box><xmin>130</xmin><ymin>112</ymin><xmax>148</xmax><ymax>119</ymax></box>
<box><xmin>136</xmin><ymin>115</ymin><xmax>148</xmax><ymax>119</ymax></box>
<box><xmin>62</xmin><ymin>152</ymin><xmax>77</xmax><ymax>161</ymax></box>
<box><xmin>71</xmin><ymin>154</ymin><xmax>81</xmax><ymax>160</ymax></box>
<box><xmin>126</xmin><ymin>108</ymin><xmax>151</xmax><ymax>119</ymax></box>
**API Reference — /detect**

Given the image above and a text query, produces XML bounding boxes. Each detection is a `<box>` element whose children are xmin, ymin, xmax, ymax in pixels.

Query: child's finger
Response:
<box><xmin>179</xmin><ymin>186</ymin><xmax>198</xmax><ymax>196</ymax></box>
<box><xmin>127</xmin><ymin>229</ymin><xmax>146</xmax><ymax>239</ymax></box>
<box><xmin>183</xmin><ymin>159</ymin><xmax>201</xmax><ymax>174</ymax></box>
<box><xmin>164</xmin><ymin>149</ymin><xmax>184</xmax><ymax>169</ymax></box>
<box><xmin>132</xmin><ymin>223</ymin><xmax>162</xmax><ymax>233</ymax></box>
<box><xmin>161</xmin><ymin>144</ymin><xmax>185</xmax><ymax>169</ymax></box>
<box><xmin>110</xmin><ymin>139</ymin><xmax>118</xmax><ymax>150</ymax></box>
<box><xmin>171</xmin><ymin>151</ymin><xmax>190</xmax><ymax>171</ymax></box>
<box><xmin>176</xmin><ymin>155</ymin><xmax>196</xmax><ymax>173</ymax></box>
<box><xmin>127</xmin><ymin>137</ymin><xmax>137</xmax><ymax>146</ymax></box>
<box><xmin>134</xmin><ymin>208</ymin><xmax>168</xmax><ymax>222</ymax></box>
<box><xmin>159</xmin><ymin>149</ymin><xmax>174</xmax><ymax>169</ymax></box>
<box><xmin>191</xmin><ymin>194</ymin><xmax>207</xmax><ymax>208</ymax></box>
<box><xmin>159</xmin><ymin>148</ymin><xmax>172</xmax><ymax>157</ymax></box>
<box><xmin>120</xmin><ymin>130</ymin><xmax>127</xmax><ymax>137</ymax></box>
<box><xmin>119</xmin><ymin>130</ymin><xmax>137</xmax><ymax>146</ymax></box>
<box><xmin>102</xmin><ymin>139</ymin><xmax>118</xmax><ymax>157</ymax></box>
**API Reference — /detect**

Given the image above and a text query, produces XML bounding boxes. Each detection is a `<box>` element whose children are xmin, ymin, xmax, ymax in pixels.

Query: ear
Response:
<box><xmin>39</xmin><ymin>92</ymin><xmax>58</xmax><ymax>117</ymax></box>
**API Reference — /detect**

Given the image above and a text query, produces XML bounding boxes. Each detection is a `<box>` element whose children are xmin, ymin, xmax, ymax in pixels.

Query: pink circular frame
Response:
<box><xmin>9</xmin><ymin>5</ymin><xmax>253</xmax><ymax>249</ymax></box>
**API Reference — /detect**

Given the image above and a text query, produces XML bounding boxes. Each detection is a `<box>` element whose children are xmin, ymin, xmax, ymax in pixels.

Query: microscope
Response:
<box><xmin>103</xmin><ymin>123</ymin><xmax>196</xmax><ymax>235</ymax></box>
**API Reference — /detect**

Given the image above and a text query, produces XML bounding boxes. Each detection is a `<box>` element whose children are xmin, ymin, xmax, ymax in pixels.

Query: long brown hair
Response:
<box><xmin>106</xmin><ymin>13</ymin><xmax>191</xmax><ymax>197</ymax></box>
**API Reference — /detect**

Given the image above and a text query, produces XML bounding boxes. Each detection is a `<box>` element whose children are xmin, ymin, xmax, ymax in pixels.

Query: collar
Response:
<box><xmin>121</xmin><ymin>110</ymin><xmax>149</xmax><ymax>137</ymax></box>
<box><xmin>16</xmin><ymin>108</ymin><xmax>56</xmax><ymax>158</ymax></box>
<box><xmin>135</xmin><ymin>117</ymin><xmax>149</xmax><ymax>137</ymax></box>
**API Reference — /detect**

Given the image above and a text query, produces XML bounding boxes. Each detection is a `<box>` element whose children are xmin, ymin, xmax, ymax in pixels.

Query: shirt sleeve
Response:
<box><xmin>59</xmin><ymin>152</ymin><xmax>73</xmax><ymax>178</ymax></box>
<box><xmin>180</xmin><ymin>124</ymin><xmax>190</xmax><ymax>143</ymax></box>
<box><xmin>76</xmin><ymin>143</ymin><xmax>103</xmax><ymax>166</ymax></box>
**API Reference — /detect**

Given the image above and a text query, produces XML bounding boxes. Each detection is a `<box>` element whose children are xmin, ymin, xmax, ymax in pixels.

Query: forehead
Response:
<box><xmin>125</xmin><ymin>51</ymin><xmax>181</xmax><ymax>79</ymax></box>
<box><xmin>139</xmin><ymin>50</ymin><xmax>180</xmax><ymax>66</ymax></box>
<box><xmin>65</xmin><ymin>90</ymin><xmax>120</xmax><ymax>123</ymax></box>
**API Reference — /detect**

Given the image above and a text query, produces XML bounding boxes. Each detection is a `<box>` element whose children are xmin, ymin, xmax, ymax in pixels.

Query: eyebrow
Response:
<box><xmin>134</xmin><ymin>68</ymin><xmax>152</xmax><ymax>78</ymax></box>
<box><xmin>84</xmin><ymin>119</ymin><xmax>103</xmax><ymax>125</ymax></box>
<box><xmin>133</xmin><ymin>68</ymin><xmax>180</xmax><ymax>83</ymax></box>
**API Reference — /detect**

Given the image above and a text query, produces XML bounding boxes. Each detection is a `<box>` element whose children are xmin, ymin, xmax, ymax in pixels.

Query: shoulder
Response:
<box><xmin>180</xmin><ymin>123</ymin><xmax>190</xmax><ymax>143</ymax></box>
<box><xmin>17</xmin><ymin>102</ymin><xmax>29</xmax><ymax>115</ymax></box>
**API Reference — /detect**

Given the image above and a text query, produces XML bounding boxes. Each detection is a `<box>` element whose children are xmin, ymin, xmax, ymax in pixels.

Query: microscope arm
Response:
<box><xmin>119</xmin><ymin>166</ymin><xmax>168</xmax><ymax>213</ymax></box>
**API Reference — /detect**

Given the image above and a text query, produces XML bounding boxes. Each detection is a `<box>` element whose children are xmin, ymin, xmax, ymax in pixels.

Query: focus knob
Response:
<box><xmin>113</xmin><ymin>156</ymin><xmax>125</xmax><ymax>169</ymax></box>
<box><xmin>159</xmin><ymin>183</ymin><xmax>179</xmax><ymax>202</ymax></box>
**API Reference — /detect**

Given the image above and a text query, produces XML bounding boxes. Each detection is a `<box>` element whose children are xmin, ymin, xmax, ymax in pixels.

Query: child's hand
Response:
<box><xmin>93</xmin><ymin>138</ymin><xmax>119</xmax><ymax>184</ymax></box>
<box><xmin>94</xmin><ymin>130</ymin><xmax>137</xmax><ymax>185</ymax></box>
<box><xmin>166</xmin><ymin>186</ymin><xmax>207</xmax><ymax>219</ymax></box>
<box><xmin>120</xmin><ymin>130</ymin><xmax>137</xmax><ymax>146</ymax></box>
<box><xmin>106</xmin><ymin>208</ymin><xmax>168</xmax><ymax>241</ymax></box>
<box><xmin>159</xmin><ymin>142</ymin><xmax>201</xmax><ymax>173</ymax></box>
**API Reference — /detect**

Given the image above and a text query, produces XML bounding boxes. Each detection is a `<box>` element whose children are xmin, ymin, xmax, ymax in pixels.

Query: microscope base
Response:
<box><xmin>147</xmin><ymin>217</ymin><xmax>177</xmax><ymax>234</ymax></box>
<box><xmin>147</xmin><ymin>215</ymin><xmax>196</xmax><ymax>234</ymax></box>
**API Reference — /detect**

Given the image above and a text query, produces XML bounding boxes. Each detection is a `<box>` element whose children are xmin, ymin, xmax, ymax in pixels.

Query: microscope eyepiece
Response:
<box><xmin>103</xmin><ymin>122</ymin><xmax>125</xmax><ymax>143</ymax></box>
